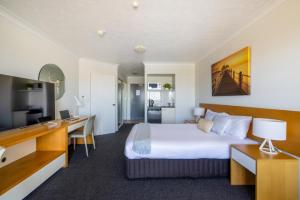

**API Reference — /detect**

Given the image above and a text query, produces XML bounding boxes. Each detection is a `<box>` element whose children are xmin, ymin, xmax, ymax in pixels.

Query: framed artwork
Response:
<box><xmin>211</xmin><ymin>47</ymin><xmax>251</xmax><ymax>96</ymax></box>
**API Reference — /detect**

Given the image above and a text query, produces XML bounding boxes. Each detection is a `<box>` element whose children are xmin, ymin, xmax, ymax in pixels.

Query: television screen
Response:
<box><xmin>0</xmin><ymin>74</ymin><xmax>55</xmax><ymax>132</ymax></box>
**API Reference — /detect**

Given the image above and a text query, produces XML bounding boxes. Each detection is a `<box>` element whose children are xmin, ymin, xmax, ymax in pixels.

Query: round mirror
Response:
<box><xmin>38</xmin><ymin>64</ymin><xmax>65</xmax><ymax>100</ymax></box>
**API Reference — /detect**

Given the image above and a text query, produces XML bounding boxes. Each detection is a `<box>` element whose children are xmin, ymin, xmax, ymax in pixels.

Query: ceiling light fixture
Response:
<box><xmin>132</xmin><ymin>1</ymin><xmax>139</xmax><ymax>9</ymax></box>
<box><xmin>134</xmin><ymin>45</ymin><xmax>146</xmax><ymax>54</ymax></box>
<box><xmin>97</xmin><ymin>29</ymin><xmax>106</xmax><ymax>37</ymax></box>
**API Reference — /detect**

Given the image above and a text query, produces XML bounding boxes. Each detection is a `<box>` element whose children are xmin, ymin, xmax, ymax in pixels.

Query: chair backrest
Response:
<box><xmin>83</xmin><ymin>115</ymin><xmax>96</xmax><ymax>136</ymax></box>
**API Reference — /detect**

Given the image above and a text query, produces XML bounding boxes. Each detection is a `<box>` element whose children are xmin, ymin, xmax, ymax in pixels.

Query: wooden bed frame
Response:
<box><xmin>201</xmin><ymin>103</ymin><xmax>300</xmax><ymax>157</ymax></box>
<box><xmin>126</xmin><ymin>104</ymin><xmax>300</xmax><ymax>179</ymax></box>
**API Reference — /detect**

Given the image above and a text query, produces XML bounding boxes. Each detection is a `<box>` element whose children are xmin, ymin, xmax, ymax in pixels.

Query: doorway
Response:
<box><xmin>91</xmin><ymin>74</ymin><xmax>116</xmax><ymax>135</ymax></box>
<box><xmin>130</xmin><ymin>84</ymin><xmax>145</xmax><ymax>121</ymax></box>
<box><xmin>118</xmin><ymin>80</ymin><xmax>124</xmax><ymax>128</ymax></box>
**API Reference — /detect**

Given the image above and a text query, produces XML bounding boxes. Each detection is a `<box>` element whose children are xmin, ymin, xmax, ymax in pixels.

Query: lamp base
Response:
<box><xmin>259</xmin><ymin>139</ymin><xmax>281</xmax><ymax>155</ymax></box>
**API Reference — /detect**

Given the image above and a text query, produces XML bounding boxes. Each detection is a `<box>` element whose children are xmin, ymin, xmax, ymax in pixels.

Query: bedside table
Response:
<box><xmin>231</xmin><ymin>144</ymin><xmax>298</xmax><ymax>200</ymax></box>
<box><xmin>184</xmin><ymin>119</ymin><xmax>197</xmax><ymax>124</ymax></box>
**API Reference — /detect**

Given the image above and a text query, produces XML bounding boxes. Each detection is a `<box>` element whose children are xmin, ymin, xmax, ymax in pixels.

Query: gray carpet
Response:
<box><xmin>25</xmin><ymin>124</ymin><xmax>254</xmax><ymax>200</ymax></box>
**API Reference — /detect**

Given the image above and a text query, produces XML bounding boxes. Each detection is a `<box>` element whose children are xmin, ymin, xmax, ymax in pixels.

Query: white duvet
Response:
<box><xmin>125</xmin><ymin>123</ymin><xmax>257</xmax><ymax>159</ymax></box>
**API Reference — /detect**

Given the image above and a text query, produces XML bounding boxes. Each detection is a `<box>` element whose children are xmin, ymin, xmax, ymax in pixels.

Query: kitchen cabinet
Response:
<box><xmin>161</xmin><ymin>107</ymin><xmax>176</xmax><ymax>124</ymax></box>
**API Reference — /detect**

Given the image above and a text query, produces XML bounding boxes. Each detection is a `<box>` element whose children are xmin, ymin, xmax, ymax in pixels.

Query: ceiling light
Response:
<box><xmin>134</xmin><ymin>45</ymin><xmax>146</xmax><ymax>54</ymax></box>
<box><xmin>132</xmin><ymin>1</ymin><xmax>139</xmax><ymax>9</ymax></box>
<box><xmin>97</xmin><ymin>29</ymin><xmax>106</xmax><ymax>37</ymax></box>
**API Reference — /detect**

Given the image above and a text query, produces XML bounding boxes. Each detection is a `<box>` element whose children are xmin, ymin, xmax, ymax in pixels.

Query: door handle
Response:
<box><xmin>112</xmin><ymin>104</ymin><xmax>116</xmax><ymax>106</ymax></box>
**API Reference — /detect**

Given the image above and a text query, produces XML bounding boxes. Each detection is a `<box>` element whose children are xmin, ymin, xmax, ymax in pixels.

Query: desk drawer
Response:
<box><xmin>231</xmin><ymin>147</ymin><xmax>256</xmax><ymax>174</ymax></box>
<box><xmin>68</xmin><ymin>121</ymin><xmax>86</xmax><ymax>133</ymax></box>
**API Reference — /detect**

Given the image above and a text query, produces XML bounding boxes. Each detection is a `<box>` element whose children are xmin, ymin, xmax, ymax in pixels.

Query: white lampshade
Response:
<box><xmin>194</xmin><ymin>107</ymin><xmax>205</xmax><ymax>117</ymax></box>
<box><xmin>74</xmin><ymin>96</ymin><xmax>82</xmax><ymax>107</ymax></box>
<box><xmin>252</xmin><ymin>118</ymin><xmax>286</xmax><ymax>141</ymax></box>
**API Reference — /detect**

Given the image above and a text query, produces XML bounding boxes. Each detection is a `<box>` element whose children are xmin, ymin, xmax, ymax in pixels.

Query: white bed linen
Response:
<box><xmin>125</xmin><ymin>124</ymin><xmax>257</xmax><ymax>159</ymax></box>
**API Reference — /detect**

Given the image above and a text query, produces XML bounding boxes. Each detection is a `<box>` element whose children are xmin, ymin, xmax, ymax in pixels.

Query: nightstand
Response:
<box><xmin>231</xmin><ymin>144</ymin><xmax>298</xmax><ymax>200</ymax></box>
<box><xmin>184</xmin><ymin>119</ymin><xmax>197</xmax><ymax>124</ymax></box>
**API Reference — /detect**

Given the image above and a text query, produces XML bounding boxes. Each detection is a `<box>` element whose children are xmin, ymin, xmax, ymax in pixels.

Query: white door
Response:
<box><xmin>91</xmin><ymin>74</ymin><xmax>116</xmax><ymax>135</ymax></box>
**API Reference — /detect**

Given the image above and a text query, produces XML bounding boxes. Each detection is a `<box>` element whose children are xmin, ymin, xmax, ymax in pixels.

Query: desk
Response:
<box><xmin>231</xmin><ymin>144</ymin><xmax>298</xmax><ymax>200</ymax></box>
<box><xmin>0</xmin><ymin>116</ymin><xmax>89</xmax><ymax>200</ymax></box>
<box><xmin>67</xmin><ymin>118</ymin><xmax>87</xmax><ymax>132</ymax></box>
<box><xmin>0</xmin><ymin>121</ymin><xmax>67</xmax><ymax>200</ymax></box>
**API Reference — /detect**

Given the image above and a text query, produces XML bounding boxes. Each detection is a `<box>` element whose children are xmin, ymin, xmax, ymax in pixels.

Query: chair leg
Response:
<box><xmin>92</xmin><ymin>134</ymin><xmax>96</xmax><ymax>150</ymax></box>
<box><xmin>84</xmin><ymin>137</ymin><xmax>89</xmax><ymax>157</ymax></box>
<box><xmin>73</xmin><ymin>138</ymin><xmax>76</xmax><ymax>150</ymax></box>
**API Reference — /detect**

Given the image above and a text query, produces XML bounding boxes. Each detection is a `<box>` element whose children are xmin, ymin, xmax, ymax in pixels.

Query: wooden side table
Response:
<box><xmin>184</xmin><ymin>119</ymin><xmax>197</xmax><ymax>124</ymax></box>
<box><xmin>231</xmin><ymin>144</ymin><xmax>298</xmax><ymax>200</ymax></box>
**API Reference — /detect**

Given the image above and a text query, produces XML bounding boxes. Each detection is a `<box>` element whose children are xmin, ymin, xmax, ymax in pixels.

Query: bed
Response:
<box><xmin>125</xmin><ymin>123</ymin><xmax>256</xmax><ymax>179</ymax></box>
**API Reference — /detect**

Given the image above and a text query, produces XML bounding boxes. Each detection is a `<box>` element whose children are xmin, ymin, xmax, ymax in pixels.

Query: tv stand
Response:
<box><xmin>0</xmin><ymin>116</ymin><xmax>88</xmax><ymax>200</ymax></box>
<box><xmin>0</xmin><ymin>121</ymin><xmax>67</xmax><ymax>199</ymax></box>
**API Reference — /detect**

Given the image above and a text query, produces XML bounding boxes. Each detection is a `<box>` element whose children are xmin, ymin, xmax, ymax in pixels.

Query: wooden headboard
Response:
<box><xmin>200</xmin><ymin>103</ymin><xmax>300</xmax><ymax>157</ymax></box>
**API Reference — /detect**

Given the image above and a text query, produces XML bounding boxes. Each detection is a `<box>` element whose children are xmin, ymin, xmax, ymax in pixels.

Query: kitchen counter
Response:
<box><xmin>147</xmin><ymin>106</ymin><xmax>176</xmax><ymax>124</ymax></box>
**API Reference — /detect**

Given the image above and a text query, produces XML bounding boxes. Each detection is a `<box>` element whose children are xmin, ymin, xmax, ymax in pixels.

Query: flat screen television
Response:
<box><xmin>0</xmin><ymin>74</ymin><xmax>55</xmax><ymax>132</ymax></box>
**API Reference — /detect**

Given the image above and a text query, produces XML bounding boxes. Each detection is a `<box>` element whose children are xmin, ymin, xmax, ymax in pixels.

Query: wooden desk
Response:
<box><xmin>0</xmin><ymin>116</ymin><xmax>88</xmax><ymax>199</ymax></box>
<box><xmin>231</xmin><ymin>144</ymin><xmax>298</xmax><ymax>200</ymax></box>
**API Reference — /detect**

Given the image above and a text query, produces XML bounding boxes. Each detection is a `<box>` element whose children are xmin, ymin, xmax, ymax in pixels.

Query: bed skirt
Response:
<box><xmin>126</xmin><ymin>158</ymin><xmax>229</xmax><ymax>179</ymax></box>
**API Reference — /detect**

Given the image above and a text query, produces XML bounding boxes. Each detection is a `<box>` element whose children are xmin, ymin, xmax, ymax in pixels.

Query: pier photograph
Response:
<box><xmin>211</xmin><ymin>47</ymin><xmax>251</xmax><ymax>96</ymax></box>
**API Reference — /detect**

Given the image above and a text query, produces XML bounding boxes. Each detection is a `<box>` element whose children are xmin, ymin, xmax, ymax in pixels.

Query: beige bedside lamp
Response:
<box><xmin>252</xmin><ymin>118</ymin><xmax>287</xmax><ymax>155</ymax></box>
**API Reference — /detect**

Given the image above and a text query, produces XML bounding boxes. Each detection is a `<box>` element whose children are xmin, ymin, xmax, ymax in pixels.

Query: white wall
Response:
<box><xmin>145</xmin><ymin>63</ymin><xmax>195</xmax><ymax>122</ymax></box>
<box><xmin>78</xmin><ymin>58</ymin><xmax>118</xmax><ymax>133</ymax></box>
<box><xmin>195</xmin><ymin>0</ymin><xmax>300</xmax><ymax>111</ymax></box>
<box><xmin>78</xmin><ymin>58</ymin><xmax>118</xmax><ymax>116</ymax></box>
<box><xmin>0</xmin><ymin>9</ymin><xmax>79</xmax><ymax>167</ymax></box>
<box><xmin>126</xmin><ymin>76</ymin><xmax>145</xmax><ymax>120</ymax></box>
<box><xmin>118</xmin><ymin>66</ymin><xmax>127</xmax><ymax>83</ymax></box>
<box><xmin>0</xmin><ymin>11</ymin><xmax>79</xmax><ymax>118</ymax></box>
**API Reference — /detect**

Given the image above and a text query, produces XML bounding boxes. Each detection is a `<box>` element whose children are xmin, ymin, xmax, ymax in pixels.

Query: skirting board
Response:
<box><xmin>0</xmin><ymin>153</ymin><xmax>65</xmax><ymax>200</ymax></box>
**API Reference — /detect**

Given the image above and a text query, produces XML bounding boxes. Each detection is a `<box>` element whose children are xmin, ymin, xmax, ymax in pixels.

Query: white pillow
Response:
<box><xmin>204</xmin><ymin>109</ymin><xmax>228</xmax><ymax>121</ymax></box>
<box><xmin>224</xmin><ymin>115</ymin><xmax>252</xmax><ymax>139</ymax></box>
<box><xmin>211</xmin><ymin>115</ymin><xmax>231</xmax><ymax>135</ymax></box>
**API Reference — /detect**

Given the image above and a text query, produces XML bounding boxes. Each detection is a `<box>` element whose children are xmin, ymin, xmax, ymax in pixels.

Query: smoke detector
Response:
<box><xmin>132</xmin><ymin>1</ymin><xmax>139</xmax><ymax>9</ymax></box>
<box><xmin>97</xmin><ymin>29</ymin><xmax>106</xmax><ymax>37</ymax></box>
<box><xmin>134</xmin><ymin>45</ymin><xmax>146</xmax><ymax>53</ymax></box>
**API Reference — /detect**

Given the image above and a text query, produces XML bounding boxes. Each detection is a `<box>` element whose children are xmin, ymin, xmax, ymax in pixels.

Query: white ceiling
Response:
<box><xmin>0</xmin><ymin>0</ymin><xmax>282</xmax><ymax>66</ymax></box>
<box><xmin>119</xmin><ymin>62</ymin><xmax>145</xmax><ymax>77</ymax></box>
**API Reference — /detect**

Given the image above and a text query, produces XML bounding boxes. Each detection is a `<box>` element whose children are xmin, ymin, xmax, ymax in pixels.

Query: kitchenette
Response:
<box><xmin>147</xmin><ymin>74</ymin><xmax>176</xmax><ymax>124</ymax></box>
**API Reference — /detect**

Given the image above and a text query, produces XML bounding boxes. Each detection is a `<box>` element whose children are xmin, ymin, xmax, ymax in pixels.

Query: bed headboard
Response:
<box><xmin>200</xmin><ymin>103</ymin><xmax>300</xmax><ymax>157</ymax></box>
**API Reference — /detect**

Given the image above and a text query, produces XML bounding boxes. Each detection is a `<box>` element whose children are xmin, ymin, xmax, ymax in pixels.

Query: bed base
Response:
<box><xmin>126</xmin><ymin>158</ymin><xmax>229</xmax><ymax>179</ymax></box>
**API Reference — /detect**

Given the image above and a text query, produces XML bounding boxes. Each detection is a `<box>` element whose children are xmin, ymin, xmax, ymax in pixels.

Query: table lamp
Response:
<box><xmin>194</xmin><ymin>107</ymin><xmax>205</xmax><ymax>122</ymax></box>
<box><xmin>74</xmin><ymin>96</ymin><xmax>84</xmax><ymax>116</ymax></box>
<box><xmin>252</xmin><ymin>118</ymin><xmax>286</xmax><ymax>155</ymax></box>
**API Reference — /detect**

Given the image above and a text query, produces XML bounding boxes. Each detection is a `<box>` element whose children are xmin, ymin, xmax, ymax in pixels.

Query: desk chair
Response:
<box><xmin>69</xmin><ymin>115</ymin><xmax>96</xmax><ymax>157</ymax></box>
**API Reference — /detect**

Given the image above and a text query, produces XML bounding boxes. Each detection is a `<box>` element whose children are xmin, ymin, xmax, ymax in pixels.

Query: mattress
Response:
<box><xmin>125</xmin><ymin>123</ymin><xmax>256</xmax><ymax>159</ymax></box>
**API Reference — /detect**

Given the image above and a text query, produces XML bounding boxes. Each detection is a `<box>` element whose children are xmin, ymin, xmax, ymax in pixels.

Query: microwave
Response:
<box><xmin>148</xmin><ymin>83</ymin><xmax>162</xmax><ymax>90</ymax></box>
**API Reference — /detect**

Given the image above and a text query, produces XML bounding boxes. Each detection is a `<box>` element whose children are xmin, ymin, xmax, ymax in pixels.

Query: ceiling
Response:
<box><xmin>119</xmin><ymin>62</ymin><xmax>145</xmax><ymax>77</ymax></box>
<box><xmin>0</xmin><ymin>0</ymin><xmax>282</xmax><ymax>67</ymax></box>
